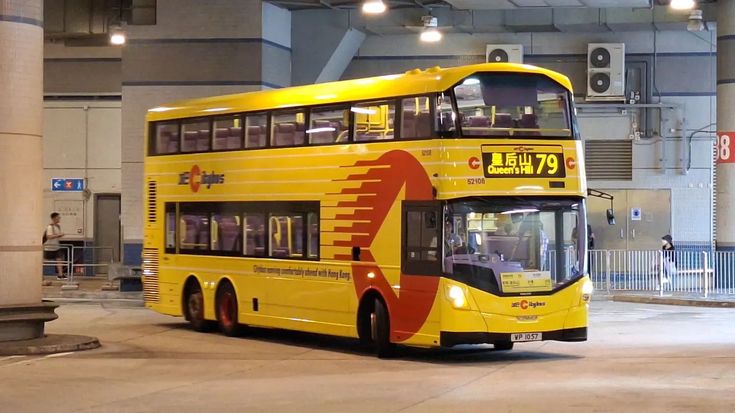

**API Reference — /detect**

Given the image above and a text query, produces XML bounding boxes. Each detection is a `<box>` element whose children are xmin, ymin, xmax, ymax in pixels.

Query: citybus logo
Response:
<box><xmin>511</xmin><ymin>300</ymin><xmax>546</xmax><ymax>310</ymax></box>
<box><xmin>178</xmin><ymin>165</ymin><xmax>225</xmax><ymax>192</ymax></box>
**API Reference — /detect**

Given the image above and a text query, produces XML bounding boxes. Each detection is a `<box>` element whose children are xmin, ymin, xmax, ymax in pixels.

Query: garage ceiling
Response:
<box><xmin>268</xmin><ymin>0</ymin><xmax>716</xmax><ymax>9</ymax></box>
<box><xmin>443</xmin><ymin>0</ymin><xmax>653</xmax><ymax>8</ymax></box>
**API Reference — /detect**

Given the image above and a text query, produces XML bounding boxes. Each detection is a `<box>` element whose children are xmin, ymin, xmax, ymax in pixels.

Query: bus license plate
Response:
<box><xmin>511</xmin><ymin>332</ymin><xmax>542</xmax><ymax>342</ymax></box>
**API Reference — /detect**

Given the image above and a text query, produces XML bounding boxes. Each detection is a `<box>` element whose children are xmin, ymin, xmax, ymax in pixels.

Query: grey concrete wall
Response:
<box><xmin>43</xmin><ymin>43</ymin><xmax>122</xmax><ymax>95</ymax></box>
<box><xmin>120</xmin><ymin>0</ymin><xmax>291</xmax><ymax>263</ymax></box>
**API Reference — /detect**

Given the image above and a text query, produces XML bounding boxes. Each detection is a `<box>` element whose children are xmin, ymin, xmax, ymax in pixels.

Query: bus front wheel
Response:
<box><xmin>216</xmin><ymin>282</ymin><xmax>241</xmax><ymax>337</ymax></box>
<box><xmin>371</xmin><ymin>298</ymin><xmax>395</xmax><ymax>358</ymax></box>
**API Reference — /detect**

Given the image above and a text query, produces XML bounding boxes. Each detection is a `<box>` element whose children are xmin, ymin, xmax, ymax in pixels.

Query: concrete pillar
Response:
<box><xmin>0</xmin><ymin>0</ymin><xmax>57</xmax><ymax>341</ymax></box>
<box><xmin>315</xmin><ymin>28</ymin><xmax>366</xmax><ymax>84</ymax></box>
<box><xmin>717</xmin><ymin>1</ymin><xmax>735</xmax><ymax>249</ymax></box>
<box><xmin>121</xmin><ymin>0</ymin><xmax>291</xmax><ymax>265</ymax></box>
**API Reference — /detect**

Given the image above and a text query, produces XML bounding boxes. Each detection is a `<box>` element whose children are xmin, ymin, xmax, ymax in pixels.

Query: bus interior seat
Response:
<box><xmin>180</xmin><ymin>215</ymin><xmax>200</xmax><ymax>248</ymax></box>
<box><xmin>274</xmin><ymin>123</ymin><xmax>296</xmax><ymax>146</ymax></box>
<box><xmin>519</xmin><ymin>114</ymin><xmax>541</xmax><ymax>136</ymax></box>
<box><xmin>293</xmin><ymin>122</ymin><xmax>306</xmax><ymax>145</ymax></box>
<box><xmin>310</xmin><ymin>120</ymin><xmax>336</xmax><ymax>144</ymax></box>
<box><xmin>182</xmin><ymin>131</ymin><xmax>199</xmax><ymax>152</ymax></box>
<box><xmin>227</xmin><ymin>127</ymin><xmax>242</xmax><ymax>149</ymax></box>
<box><xmin>245</xmin><ymin>126</ymin><xmax>264</xmax><ymax>148</ymax></box>
<box><xmin>196</xmin><ymin>130</ymin><xmax>211</xmax><ymax>152</ymax></box>
<box><xmin>401</xmin><ymin>111</ymin><xmax>417</xmax><ymax>138</ymax></box>
<box><xmin>490</xmin><ymin>113</ymin><xmax>513</xmax><ymax>136</ymax></box>
<box><xmin>213</xmin><ymin>128</ymin><xmax>229</xmax><ymax>150</ymax></box>
<box><xmin>167</xmin><ymin>132</ymin><xmax>180</xmax><ymax>153</ymax></box>
<box><xmin>465</xmin><ymin>116</ymin><xmax>490</xmax><ymax>136</ymax></box>
<box><xmin>415</xmin><ymin>112</ymin><xmax>432</xmax><ymax>137</ymax></box>
<box><xmin>216</xmin><ymin>216</ymin><xmax>240</xmax><ymax>252</ymax></box>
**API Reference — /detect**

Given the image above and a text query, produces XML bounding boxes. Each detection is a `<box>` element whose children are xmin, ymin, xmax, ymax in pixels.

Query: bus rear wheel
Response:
<box><xmin>370</xmin><ymin>298</ymin><xmax>395</xmax><ymax>358</ymax></box>
<box><xmin>216</xmin><ymin>282</ymin><xmax>241</xmax><ymax>337</ymax></box>
<box><xmin>184</xmin><ymin>282</ymin><xmax>212</xmax><ymax>332</ymax></box>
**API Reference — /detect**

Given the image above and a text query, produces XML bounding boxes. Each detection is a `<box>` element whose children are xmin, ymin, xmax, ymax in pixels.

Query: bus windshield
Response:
<box><xmin>452</xmin><ymin>73</ymin><xmax>573</xmax><ymax>139</ymax></box>
<box><xmin>443</xmin><ymin>198</ymin><xmax>586</xmax><ymax>295</ymax></box>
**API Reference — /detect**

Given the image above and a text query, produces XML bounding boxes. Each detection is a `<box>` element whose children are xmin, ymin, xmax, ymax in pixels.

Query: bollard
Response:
<box><xmin>605</xmin><ymin>250</ymin><xmax>611</xmax><ymax>294</ymax></box>
<box><xmin>703</xmin><ymin>251</ymin><xmax>709</xmax><ymax>299</ymax></box>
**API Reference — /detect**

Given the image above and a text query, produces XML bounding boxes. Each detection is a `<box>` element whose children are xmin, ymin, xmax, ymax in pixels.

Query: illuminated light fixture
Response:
<box><xmin>687</xmin><ymin>9</ymin><xmax>705</xmax><ymax>32</ymax></box>
<box><xmin>350</xmin><ymin>107</ymin><xmax>377</xmax><ymax>115</ymax></box>
<box><xmin>362</xmin><ymin>0</ymin><xmax>387</xmax><ymax>14</ymax></box>
<box><xmin>670</xmin><ymin>0</ymin><xmax>695</xmax><ymax>10</ymax></box>
<box><xmin>500</xmin><ymin>208</ymin><xmax>540</xmax><ymax>215</ymax></box>
<box><xmin>420</xmin><ymin>27</ymin><xmax>442</xmax><ymax>43</ymax></box>
<box><xmin>462</xmin><ymin>78</ymin><xmax>480</xmax><ymax>85</ymax></box>
<box><xmin>419</xmin><ymin>15</ymin><xmax>442</xmax><ymax>43</ymax></box>
<box><xmin>367</xmin><ymin>272</ymin><xmax>376</xmax><ymax>279</ymax></box>
<box><xmin>305</xmin><ymin>127</ymin><xmax>336</xmax><ymax>134</ymax></box>
<box><xmin>109</xmin><ymin>24</ymin><xmax>126</xmax><ymax>45</ymax></box>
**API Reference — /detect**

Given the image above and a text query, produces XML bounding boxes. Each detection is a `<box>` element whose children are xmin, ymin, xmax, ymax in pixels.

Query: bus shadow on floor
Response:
<box><xmin>163</xmin><ymin>322</ymin><xmax>581</xmax><ymax>364</ymax></box>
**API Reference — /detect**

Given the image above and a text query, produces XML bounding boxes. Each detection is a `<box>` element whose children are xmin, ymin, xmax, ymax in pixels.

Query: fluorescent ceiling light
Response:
<box><xmin>500</xmin><ymin>208</ymin><xmax>540</xmax><ymax>215</ymax></box>
<box><xmin>350</xmin><ymin>107</ymin><xmax>377</xmax><ymax>115</ymax></box>
<box><xmin>670</xmin><ymin>0</ymin><xmax>695</xmax><ymax>10</ymax></box>
<box><xmin>306</xmin><ymin>127</ymin><xmax>336</xmax><ymax>134</ymax></box>
<box><xmin>420</xmin><ymin>28</ymin><xmax>442</xmax><ymax>43</ymax></box>
<box><xmin>362</xmin><ymin>0</ymin><xmax>386</xmax><ymax>14</ymax></box>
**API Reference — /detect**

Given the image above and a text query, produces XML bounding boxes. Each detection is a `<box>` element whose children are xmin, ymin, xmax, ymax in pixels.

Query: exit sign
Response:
<box><xmin>51</xmin><ymin>178</ymin><xmax>85</xmax><ymax>192</ymax></box>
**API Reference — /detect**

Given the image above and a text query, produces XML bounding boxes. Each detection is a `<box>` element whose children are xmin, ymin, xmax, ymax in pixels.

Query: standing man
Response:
<box><xmin>44</xmin><ymin>212</ymin><xmax>66</xmax><ymax>279</ymax></box>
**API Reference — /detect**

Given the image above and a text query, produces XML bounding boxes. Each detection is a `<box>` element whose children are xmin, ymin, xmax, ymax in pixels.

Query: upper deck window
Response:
<box><xmin>353</xmin><ymin>101</ymin><xmax>395</xmax><ymax>142</ymax></box>
<box><xmin>308</xmin><ymin>106</ymin><xmax>350</xmax><ymax>145</ymax></box>
<box><xmin>155</xmin><ymin>122</ymin><xmax>180</xmax><ymax>155</ymax></box>
<box><xmin>181</xmin><ymin>118</ymin><xmax>211</xmax><ymax>153</ymax></box>
<box><xmin>454</xmin><ymin>73</ymin><xmax>572</xmax><ymax>139</ymax></box>
<box><xmin>400</xmin><ymin>97</ymin><xmax>432</xmax><ymax>139</ymax></box>
<box><xmin>271</xmin><ymin>110</ymin><xmax>306</xmax><ymax>147</ymax></box>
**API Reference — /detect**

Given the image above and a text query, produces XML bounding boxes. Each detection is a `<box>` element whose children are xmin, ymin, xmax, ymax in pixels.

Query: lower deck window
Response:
<box><xmin>165</xmin><ymin>201</ymin><xmax>319</xmax><ymax>260</ymax></box>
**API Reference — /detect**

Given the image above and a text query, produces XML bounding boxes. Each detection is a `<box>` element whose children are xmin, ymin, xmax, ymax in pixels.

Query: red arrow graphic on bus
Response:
<box><xmin>329</xmin><ymin>150</ymin><xmax>439</xmax><ymax>342</ymax></box>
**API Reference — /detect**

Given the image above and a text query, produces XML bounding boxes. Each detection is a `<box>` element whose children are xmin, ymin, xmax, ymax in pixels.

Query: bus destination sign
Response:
<box><xmin>481</xmin><ymin>144</ymin><xmax>566</xmax><ymax>178</ymax></box>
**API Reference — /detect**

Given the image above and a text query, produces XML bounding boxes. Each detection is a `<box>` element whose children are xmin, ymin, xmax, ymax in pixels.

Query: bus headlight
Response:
<box><xmin>446</xmin><ymin>285</ymin><xmax>469</xmax><ymax>310</ymax></box>
<box><xmin>581</xmin><ymin>279</ymin><xmax>594</xmax><ymax>303</ymax></box>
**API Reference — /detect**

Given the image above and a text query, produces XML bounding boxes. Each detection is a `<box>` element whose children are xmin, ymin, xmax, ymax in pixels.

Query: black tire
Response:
<box><xmin>185</xmin><ymin>283</ymin><xmax>212</xmax><ymax>332</ymax></box>
<box><xmin>494</xmin><ymin>341</ymin><xmax>514</xmax><ymax>351</ymax></box>
<box><xmin>371</xmin><ymin>298</ymin><xmax>395</xmax><ymax>358</ymax></box>
<box><xmin>216</xmin><ymin>282</ymin><xmax>241</xmax><ymax>337</ymax></box>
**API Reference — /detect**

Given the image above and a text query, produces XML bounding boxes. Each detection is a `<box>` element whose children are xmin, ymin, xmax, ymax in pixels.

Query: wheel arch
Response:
<box><xmin>356</xmin><ymin>288</ymin><xmax>389</xmax><ymax>342</ymax></box>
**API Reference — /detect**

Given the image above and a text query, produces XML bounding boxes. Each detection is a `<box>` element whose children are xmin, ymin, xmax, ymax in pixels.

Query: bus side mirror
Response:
<box><xmin>606</xmin><ymin>209</ymin><xmax>616</xmax><ymax>225</ymax></box>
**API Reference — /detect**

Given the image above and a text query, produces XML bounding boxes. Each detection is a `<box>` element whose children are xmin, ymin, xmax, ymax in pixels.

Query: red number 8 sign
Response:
<box><xmin>718</xmin><ymin>133</ymin><xmax>735</xmax><ymax>163</ymax></box>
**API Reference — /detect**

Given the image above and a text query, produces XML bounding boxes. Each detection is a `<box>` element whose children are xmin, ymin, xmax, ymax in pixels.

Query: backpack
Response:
<box><xmin>42</xmin><ymin>230</ymin><xmax>48</xmax><ymax>244</ymax></box>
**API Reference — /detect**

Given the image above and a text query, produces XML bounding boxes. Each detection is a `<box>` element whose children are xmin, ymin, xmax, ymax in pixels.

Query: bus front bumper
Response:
<box><xmin>439</xmin><ymin>327</ymin><xmax>587</xmax><ymax>347</ymax></box>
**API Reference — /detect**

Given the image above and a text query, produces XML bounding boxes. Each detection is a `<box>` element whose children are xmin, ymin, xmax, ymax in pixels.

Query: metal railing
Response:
<box><xmin>589</xmin><ymin>249</ymin><xmax>735</xmax><ymax>297</ymax></box>
<box><xmin>43</xmin><ymin>244</ymin><xmax>116</xmax><ymax>286</ymax></box>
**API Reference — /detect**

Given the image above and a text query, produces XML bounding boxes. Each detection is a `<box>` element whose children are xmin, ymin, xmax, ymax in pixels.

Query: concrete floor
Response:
<box><xmin>1</xmin><ymin>301</ymin><xmax>733</xmax><ymax>413</ymax></box>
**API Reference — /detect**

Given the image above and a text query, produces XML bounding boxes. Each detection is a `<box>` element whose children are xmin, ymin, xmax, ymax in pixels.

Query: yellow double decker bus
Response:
<box><xmin>142</xmin><ymin>63</ymin><xmax>594</xmax><ymax>356</ymax></box>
